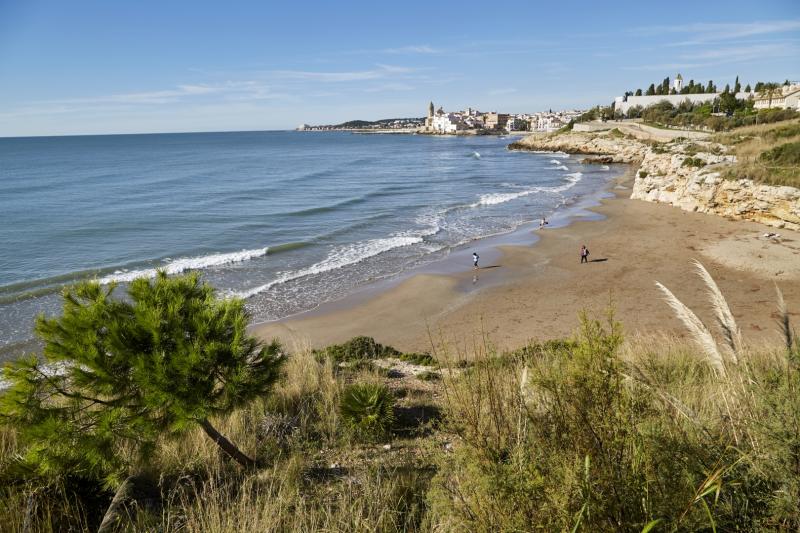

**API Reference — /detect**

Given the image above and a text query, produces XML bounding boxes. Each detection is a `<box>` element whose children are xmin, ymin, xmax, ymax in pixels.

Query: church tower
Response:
<box><xmin>673</xmin><ymin>73</ymin><xmax>683</xmax><ymax>93</ymax></box>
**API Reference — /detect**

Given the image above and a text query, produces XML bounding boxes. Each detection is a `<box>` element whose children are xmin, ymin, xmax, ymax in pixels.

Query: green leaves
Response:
<box><xmin>339</xmin><ymin>383</ymin><xmax>395</xmax><ymax>441</ymax></box>
<box><xmin>0</xmin><ymin>271</ymin><xmax>283</xmax><ymax>482</ymax></box>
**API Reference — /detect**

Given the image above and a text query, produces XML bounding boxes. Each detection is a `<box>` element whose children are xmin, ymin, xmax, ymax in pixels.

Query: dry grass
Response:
<box><xmin>713</xmin><ymin>119</ymin><xmax>800</xmax><ymax>187</ymax></box>
<box><xmin>2</xmin><ymin>279</ymin><xmax>799</xmax><ymax>531</ymax></box>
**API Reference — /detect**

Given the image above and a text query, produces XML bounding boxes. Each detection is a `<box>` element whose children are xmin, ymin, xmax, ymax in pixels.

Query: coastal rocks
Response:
<box><xmin>632</xmin><ymin>152</ymin><xmax>800</xmax><ymax>231</ymax></box>
<box><xmin>581</xmin><ymin>155</ymin><xmax>615</xmax><ymax>164</ymax></box>
<box><xmin>509</xmin><ymin>132</ymin><xmax>648</xmax><ymax>163</ymax></box>
<box><xmin>511</xmin><ymin>130</ymin><xmax>800</xmax><ymax>231</ymax></box>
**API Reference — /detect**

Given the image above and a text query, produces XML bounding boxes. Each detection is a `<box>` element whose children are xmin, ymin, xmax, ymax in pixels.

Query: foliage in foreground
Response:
<box><xmin>340</xmin><ymin>382</ymin><xmax>396</xmax><ymax>441</ymax></box>
<box><xmin>0</xmin><ymin>272</ymin><xmax>283</xmax><ymax>487</ymax></box>
<box><xmin>1</xmin><ymin>266</ymin><xmax>799</xmax><ymax>531</ymax></box>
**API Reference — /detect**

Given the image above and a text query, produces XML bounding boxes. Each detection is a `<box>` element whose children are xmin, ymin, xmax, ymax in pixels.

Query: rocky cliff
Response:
<box><xmin>510</xmin><ymin>131</ymin><xmax>800</xmax><ymax>231</ymax></box>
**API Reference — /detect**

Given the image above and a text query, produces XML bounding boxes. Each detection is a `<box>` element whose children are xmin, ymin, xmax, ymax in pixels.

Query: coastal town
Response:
<box><xmin>299</xmin><ymin>74</ymin><xmax>800</xmax><ymax>135</ymax></box>
<box><xmin>298</xmin><ymin>103</ymin><xmax>583</xmax><ymax>134</ymax></box>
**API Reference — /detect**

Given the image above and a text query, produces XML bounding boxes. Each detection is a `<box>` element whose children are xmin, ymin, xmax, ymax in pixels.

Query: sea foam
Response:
<box><xmin>234</xmin><ymin>235</ymin><xmax>423</xmax><ymax>299</ymax></box>
<box><xmin>99</xmin><ymin>247</ymin><xmax>270</xmax><ymax>284</ymax></box>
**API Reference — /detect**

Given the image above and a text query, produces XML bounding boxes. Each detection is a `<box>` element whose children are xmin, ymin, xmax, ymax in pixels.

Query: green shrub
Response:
<box><xmin>399</xmin><ymin>352</ymin><xmax>437</xmax><ymax>366</ymax></box>
<box><xmin>416</xmin><ymin>371</ymin><xmax>441</xmax><ymax>382</ymax></box>
<box><xmin>314</xmin><ymin>336</ymin><xmax>400</xmax><ymax>364</ymax></box>
<box><xmin>759</xmin><ymin>140</ymin><xmax>800</xmax><ymax>165</ymax></box>
<box><xmin>638</xmin><ymin>170</ymin><xmax>649</xmax><ymax>178</ymax></box>
<box><xmin>340</xmin><ymin>383</ymin><xmax>395</xmax><ymax>440</ymax></box>
<box><xmin>681</xmin><ymin>157</ymin><xmax>707</xmax><ymax>168</ymax></box>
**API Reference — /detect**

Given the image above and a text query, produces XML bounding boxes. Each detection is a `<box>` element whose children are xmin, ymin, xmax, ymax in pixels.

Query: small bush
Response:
<box><xmin>399</xmin><ymin>352</ymin><xmax>437</xmax><ymax>366</ymax></box>
<box><xmin>314</xmin><ymin>336</ymin><xmax>400</xmax><ymax>364</ymax></box>
<box><xmin>340</xmin><ymin>383</ymin><xmax>395</xmax><ymax>440</ymax></box>
<box><xmin>416</xmin><ymin>371</ymin><xmax>441</xmax><ymax>382</ymax></box>
<box><xmin>681</xmin><ymin>157</ymin><xmax>707</xmax><ymax>168</ymax></box>
<box><xmin>638</xmin><ymin>170</ymin><xmax>649</xmax><ymax>178</ymax></box>
<box><xmin>759</xmin><ymin>140</ymin><xmax>800</xmax><ymax>165</ymax></box>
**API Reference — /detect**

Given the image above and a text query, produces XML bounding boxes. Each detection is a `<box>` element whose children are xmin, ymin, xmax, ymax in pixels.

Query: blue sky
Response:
<box><xmin>0</xmin><ymin>0</ymin><xmax>798</xmax><ymax>136</ymax></box>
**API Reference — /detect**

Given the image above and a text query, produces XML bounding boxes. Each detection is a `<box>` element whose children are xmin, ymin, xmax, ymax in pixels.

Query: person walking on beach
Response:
<box><xmin>580</xmin><ymin>245</ymin><xmax>589</xmax><ymax>264</ymax></box>
<box><xmin>472</xmin><ymin>252</ymin><xmax>480</xmax><ymax>269</ymax></box>
<box><xmin>539</xmin><ymin>216</ymin><xmax>548</xmax><ymax>230</ymax></box>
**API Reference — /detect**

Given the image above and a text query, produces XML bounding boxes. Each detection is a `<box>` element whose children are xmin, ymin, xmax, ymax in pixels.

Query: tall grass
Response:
<box><xmin>1</xmin><ymin>277</ymin><xmax>799</xmax><ymax>530</ymax></box>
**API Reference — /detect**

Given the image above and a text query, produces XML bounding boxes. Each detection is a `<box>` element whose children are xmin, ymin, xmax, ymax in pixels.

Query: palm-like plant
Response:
<box><xmin>340</xmin><ymin>383</ymin><xmax>395</xmax><ymax>440</ymax></box>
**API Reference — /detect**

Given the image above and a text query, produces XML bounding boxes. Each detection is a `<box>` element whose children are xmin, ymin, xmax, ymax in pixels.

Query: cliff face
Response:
<box><xmin>511</xmin><ymin>131</ymin><xmax>800</xmax><ymax>231</ymax></box>
<box><xmin>509</xmin><ymin>132</ymin><xmax>647</xmax><ymax>163</ymax></box>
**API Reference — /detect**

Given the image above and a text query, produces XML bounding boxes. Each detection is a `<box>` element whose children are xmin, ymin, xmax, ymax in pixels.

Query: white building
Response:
<box><xmin>754</xmin><ymin>84</ymin><xmax>800</xmax><ymax>110</ymax></box>
<box><xmin>431</xmin><ymin>111</ymin><xmax>466</xmax><ymax>133</ymax></box>
<box><xmin>614</xmin><ymin>92</ymin><xmax>754</xmax><ymax>115</ymax></box>
<box><xmin>673</xmin><ymin>73</ymin><xmax>683</xmax><ymax>93</ymax></box>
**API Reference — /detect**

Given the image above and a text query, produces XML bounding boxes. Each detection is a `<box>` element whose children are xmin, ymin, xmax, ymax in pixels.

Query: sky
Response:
<box><xmin>0</xmin><ymin>0</ymin><xmax>798</xmax><ymax>136</ymax></box>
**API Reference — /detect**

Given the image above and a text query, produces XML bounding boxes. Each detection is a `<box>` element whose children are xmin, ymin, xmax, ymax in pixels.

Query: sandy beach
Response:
<box><xmin>255</xmin><ymin>169</ymin><xmax>800</xmax><ymax>354</ymax></box>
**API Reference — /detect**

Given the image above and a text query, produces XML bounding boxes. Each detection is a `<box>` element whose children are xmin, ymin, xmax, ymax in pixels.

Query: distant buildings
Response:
<box><xmin>753</xmin><ymin>84</ymin><xmax>800</xmax><ymax>110</ymax></box>
<box><xmin>615</xmin><ymin>73</ymin><xmax>755</xmax><ymax>115</ymax></box>
<box><xmin>420</xmin><ymin>102</ymin><xmax>582</xmax><ymax>134</ymax></box>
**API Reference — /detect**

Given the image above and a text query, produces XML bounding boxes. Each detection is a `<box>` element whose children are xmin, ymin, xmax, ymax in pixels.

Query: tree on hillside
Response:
<box><xmin>661</xmin><ymin>77</ymin><xmax>670</xmax><ymax>95</ymax></box>
<box><xmin>0</xmin><ymin>272</ymin><xmax>284</xmax><ymax>482</ymax></box>
<box><xmin>761</xmin><ymin>82</ymin><xmax>782</xmax><ymax>109</ymax></box>
<box><xmin>745</xmin><ymin>83</ymin><xmax>752</xmax><ymax>92</ymax></box>
<box><xmin>634</xmin><ymin>88</ymin><xmax>642</xmax><ymax>96</ymax></box>
<box><xmin>723</xmin><ymin>83</ymin><xmax>730</xmax><ymax>94</ymax></box>
<box><xmin>754</xmin><ymin>82</ymin><xmax>765</xmax><ymax>92</ymax></box>
<box><xmin>646</xmin><ymin>83</ymin><xmax>656</xmax><ymax>96</ymax></box>
<box><xmin>719</xmin><ymin>91</ymin><xmax>738</xmax><ymax>115</ymax></box>
<box><xmin>706</xmin><ymin>80</ymin><xmax>715</xmax><ymax>93</ymax></box>
<box><xmin>734</xmin><ymin>76</ymin><xmax>741</xmax><ymax>93</ymax></box>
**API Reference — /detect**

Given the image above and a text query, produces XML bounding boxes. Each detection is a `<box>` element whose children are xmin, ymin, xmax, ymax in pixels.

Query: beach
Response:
<box><xmin>255</xmin><ymin>168</ymin><xmax>800</xmax><ymax>353</ymax></box>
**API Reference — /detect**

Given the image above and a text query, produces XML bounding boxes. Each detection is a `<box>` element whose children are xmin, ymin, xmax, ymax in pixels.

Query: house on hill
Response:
<box><xmin>753</xmin><ymin>84</ymin><xmax>800</xmax><ymax>110</ymax></box>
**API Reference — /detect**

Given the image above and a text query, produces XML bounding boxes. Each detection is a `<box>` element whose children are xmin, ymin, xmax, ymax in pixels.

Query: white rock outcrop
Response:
<box><xmin>511</xmin><ymin>132</ymin><xmax>800</xmax><ymax>231</ymax></box>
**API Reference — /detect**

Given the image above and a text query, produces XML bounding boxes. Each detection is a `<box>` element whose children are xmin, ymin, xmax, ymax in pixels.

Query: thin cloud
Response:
<box><xmin>269</xmin><ymin>64</ymin><xmax>414</xmax><ymax>82</ymax></box>
<box><xmin>382</xmin><ymin>45</ymin><xmax>440</xmax><ymax>54</ymax></box>
<box><xmin>634</xmin><ymin>19</ymin><xmax>800</xmax><ymax>45</ymax></box>
<box><xmin>622</xmin><ymin>42</ymin><xmax>800</xmax><ymax>71</ymax></box>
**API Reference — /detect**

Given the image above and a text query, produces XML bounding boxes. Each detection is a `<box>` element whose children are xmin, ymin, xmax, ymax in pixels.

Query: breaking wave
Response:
<box><xmin>99</xmin><ymin>247</ymin><xmax>271</xmax><ymax>284</ymax></box>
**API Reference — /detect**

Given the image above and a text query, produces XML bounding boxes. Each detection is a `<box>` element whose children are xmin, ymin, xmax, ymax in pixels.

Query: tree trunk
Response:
<box><xmin>199</xmin><ymin>417</ymin><xmax>257</xmax><ymax>469</ymax></box>
<box><xmin>97</xmin><ymin>474</ymin><xmax>156</xmax><ymax>533</ymax></box>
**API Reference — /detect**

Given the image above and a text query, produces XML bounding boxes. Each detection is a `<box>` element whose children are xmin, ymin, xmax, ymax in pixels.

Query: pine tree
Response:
<box><xmin>745</xmin><ymin>83</ymin><xmax>751</xmax><ymax>92</ymax></box>
<box><xmin>646</xmin><ymin>83</ymin><xmax>656</xmax><ymax>96</ymax></box>
<box><xmin>0</xmin><ymin>272</ymin><xmax>284</xmax><ymax>483</ymax></box>
<box><xmin>706</xmin><ymin>80</ymin><xmax>714</xmax><ymax>93</ymax></box>
<box><xmin>734</xmin><ymin>76</ymin><xmax>741</xmax><ymax>93</ymax></box>
<box><xmin>724</xmin><ymin>83</ymin><xmax>730</xmax><ymax>94</ymax></box>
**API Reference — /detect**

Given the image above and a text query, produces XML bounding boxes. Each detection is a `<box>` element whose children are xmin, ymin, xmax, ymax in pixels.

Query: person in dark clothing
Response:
<box><xmin>580</xmin><ymin>245</ymin><xmax>589</xmax><ymax>264</ymax></box>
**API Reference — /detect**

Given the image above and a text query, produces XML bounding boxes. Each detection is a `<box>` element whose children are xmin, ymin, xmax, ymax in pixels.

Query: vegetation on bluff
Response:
<box><xmin>714</xmin><ymin>119</ymin><xmax>800</xmax><ymax>187</ymax></box>
<box><xmin>1</xmin><ymin>269</ymin><xmax>799</xmax><ymax>531</ymax></box>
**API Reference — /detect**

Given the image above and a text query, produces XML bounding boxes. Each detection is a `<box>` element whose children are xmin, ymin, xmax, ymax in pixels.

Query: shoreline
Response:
<box><xmin>254</xmin><ymin>165</ymin><xmax>800</xmax><ymax>353</ymax></box>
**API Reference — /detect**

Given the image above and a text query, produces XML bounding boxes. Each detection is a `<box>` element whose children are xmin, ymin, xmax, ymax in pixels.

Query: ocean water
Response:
<box><xmin>0</xmin><ymin>131</ymin><xmax>612</xmax><ymax>355</ymax></box>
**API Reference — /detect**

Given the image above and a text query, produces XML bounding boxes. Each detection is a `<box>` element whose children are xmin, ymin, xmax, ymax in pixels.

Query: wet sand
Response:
<box><xmin>255</xmin><ymin>170</ymin><xmax>800</xmax><ymax>354</ymax></box>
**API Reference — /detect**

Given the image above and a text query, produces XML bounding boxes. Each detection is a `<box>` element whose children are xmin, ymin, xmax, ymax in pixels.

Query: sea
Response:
<box><xmin>0</xmin><ymin>131</ymin><xmax>614</xmax><ymax>358</ymax></box>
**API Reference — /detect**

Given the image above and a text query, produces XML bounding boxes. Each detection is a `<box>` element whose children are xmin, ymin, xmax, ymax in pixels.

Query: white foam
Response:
<box><xmin>233</xmin><ymin>235</ymin><xmax>422</xmax><ymax>299</ymax></box>
<box><xmin>548</xmin><ymin>164</ymin><xmax>569</xmax><ymax>171</ymax></box>
<box><xmin>472</xmin><ymin>188</ymin><xmax>541</xmax><ymax>207</ymax></box>
<box><xmin>565</xmin><ymin>172</ymin><xmax>583</xmax><ymax>182</ymax></box>
<box><xmin>471</xmin><ymin>151</ymin><xmax>481</xmax><ymax>159</ymax></box>
<box><xmin>530</xmin><ymin>150</ymin><xmax>569</xmax><ymax>158</ymax></box>
<box><xmin>100</xmin><ymin>247</ymin><xmax>270</xmax><ymax>284</ymax></box>
<box><xmin>601</xmin><ymin>165</ymin><xmax>610</xmax><ymax>170</ymax></box>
